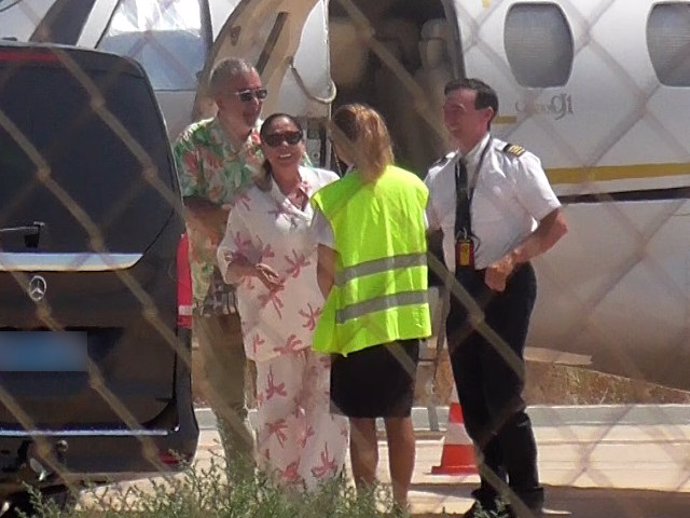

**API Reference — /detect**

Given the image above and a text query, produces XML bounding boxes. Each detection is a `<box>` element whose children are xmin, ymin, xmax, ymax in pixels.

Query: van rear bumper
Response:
<box><xmin>0</xmin><ymin>342</ymin><xmax>199</xmax><ymax>494</ymax></box>
<box><xmin>0</xmin><ymin>413</ymin><xmax>198</xmax><ymax>493</ymax></box>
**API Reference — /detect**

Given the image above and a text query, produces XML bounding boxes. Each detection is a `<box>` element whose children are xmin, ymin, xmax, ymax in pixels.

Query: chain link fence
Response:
<box><xmin>1</xmin><ymin>0</ymin><xmax>689</xmax><ymax>516</ymax></box>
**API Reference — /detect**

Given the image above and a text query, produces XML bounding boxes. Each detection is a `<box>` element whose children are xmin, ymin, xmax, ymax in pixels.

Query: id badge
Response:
<box><xmin>456</xmin><ymin>238</ymin><xmax>474</xmax><ymax>268</ymax></box>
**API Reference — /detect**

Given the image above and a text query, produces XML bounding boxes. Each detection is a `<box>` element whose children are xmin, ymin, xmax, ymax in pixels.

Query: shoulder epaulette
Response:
<box><xmin>430</xmin><ymin>152</ymin><xmax>454</xmax><ymax>169</ymax></box>
<box><xmin>502</xmin><ymin>143</ymin><xmax>526</xmax><ymax>157</ymax></box>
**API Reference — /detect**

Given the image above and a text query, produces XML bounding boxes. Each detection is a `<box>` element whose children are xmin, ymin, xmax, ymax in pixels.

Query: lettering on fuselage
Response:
<box><xmin>515</xmin><ymin>94</ymin><xmax>573</xmax><ymax>120</ymax></box>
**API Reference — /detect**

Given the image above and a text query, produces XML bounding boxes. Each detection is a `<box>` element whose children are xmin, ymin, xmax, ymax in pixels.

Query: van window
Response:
<box><xmin>97</xmin><ymin>0</ymin><xmax>208</xmax><ymax>91</ymax></box>
<box><xmin>647</xmin><ymin>3</ymin><xmax>690</xmax><ymax>87</ymax></box>
<box><xmin>0</xmin><ymin>52</ymin><xmax>174</xmax><ymax>253</ymax></box>
<box><xmin>504</xmin><ymin>3</ymin><xmax>573</xmax><ymax>88</ymax></box>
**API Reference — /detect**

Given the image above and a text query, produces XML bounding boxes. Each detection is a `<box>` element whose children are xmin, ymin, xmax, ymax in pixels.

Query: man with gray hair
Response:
<box><xmin>174</xmin><ymin>57</ymin><xmax>267</xmax><ymax>464</ymax></box>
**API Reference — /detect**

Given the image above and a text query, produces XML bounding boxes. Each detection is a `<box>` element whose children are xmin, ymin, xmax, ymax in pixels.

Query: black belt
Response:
<box><xmin>454</xmin><ymin>263</ymin><xmax>531</xmax><ymax>284</ymax></box>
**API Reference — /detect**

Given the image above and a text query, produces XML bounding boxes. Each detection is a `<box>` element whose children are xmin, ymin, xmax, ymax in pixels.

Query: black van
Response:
<box><xmin>0</xmin><ymin>42</ymin><xmax>198</xmax><ymax>514</ymax></box>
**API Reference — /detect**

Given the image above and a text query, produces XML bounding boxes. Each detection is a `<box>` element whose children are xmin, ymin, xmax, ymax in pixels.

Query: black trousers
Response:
<box><xmin>446</xmin><ymin>263</ymin><xmax>543</xmax><ymax>511</ymax></box>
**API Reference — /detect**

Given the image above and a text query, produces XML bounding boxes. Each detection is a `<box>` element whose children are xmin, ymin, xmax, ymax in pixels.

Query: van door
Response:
<box><xmin>0</xmin><ymin>44</ymin><xmax>184</xmax><ymax>428</ymax></box>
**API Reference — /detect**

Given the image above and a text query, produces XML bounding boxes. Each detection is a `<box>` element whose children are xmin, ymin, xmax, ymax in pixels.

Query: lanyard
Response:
<box><xmin>454</xmin><ymin>137</ymin><xmax>492</xmax><ymax>239</ymax></box>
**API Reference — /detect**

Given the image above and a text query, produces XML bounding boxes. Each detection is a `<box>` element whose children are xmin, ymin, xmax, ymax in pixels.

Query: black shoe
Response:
<box><xmin>464</xmin><ymin>499</ymin><xmax>518</xmax><ymax>518</ymax></box>
<box><xmin>463</xmin><ymin>499</ymin><xmax>500</xmax><ymax>518</ymax></box>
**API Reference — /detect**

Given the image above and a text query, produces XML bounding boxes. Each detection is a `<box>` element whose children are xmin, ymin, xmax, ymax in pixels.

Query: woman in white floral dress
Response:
<box><xmin>217</xmin><ymin>114</ymin><xmax>348</xmax><ymax>490</ymax></box>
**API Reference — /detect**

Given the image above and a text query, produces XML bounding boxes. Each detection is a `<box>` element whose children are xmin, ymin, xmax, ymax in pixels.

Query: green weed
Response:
<box><xmin>16</xmin><ymin>456</ymin><xmax>401</xmax><ymax>518</ymax></box>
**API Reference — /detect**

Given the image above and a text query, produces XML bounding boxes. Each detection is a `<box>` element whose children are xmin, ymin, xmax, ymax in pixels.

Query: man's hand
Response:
<box><xmin>184</xmin><ymin>199</ymin><xmax>230</xmax><ymax>245</ymax></box>
<box><xmin>484</xmin><ymin>253</ymin><xmax>517</xmax><ymax>292</ymax></box>
<box><xmin>484</xmin><ymin>209</ymin><xmax>568</xmax><ymax>292</ymax></box>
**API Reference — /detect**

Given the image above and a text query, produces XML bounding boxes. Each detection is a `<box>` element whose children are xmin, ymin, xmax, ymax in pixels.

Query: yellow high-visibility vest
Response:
<box><xmin>312</xmin><ymin>165</ymin><xmax>432</xmax><ymax>355</ymax></box>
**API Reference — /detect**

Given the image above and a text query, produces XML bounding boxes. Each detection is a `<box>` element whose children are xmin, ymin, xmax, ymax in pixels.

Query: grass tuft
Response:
<box><xmin>21</xmin><ymin>456</ymin><xmax>404</xmax><ymax>518</ymax></box>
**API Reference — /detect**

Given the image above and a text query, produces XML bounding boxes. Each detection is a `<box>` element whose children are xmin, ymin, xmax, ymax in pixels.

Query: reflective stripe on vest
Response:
<box><xmin>311</xmin><ymin>165</ymin><xmax>432</xmax><ymax>354</ymax></box>
<box><xmin>335</xmin><ymin>252</ymin><xmax>427</xmax><ymax>286</ymax></box>
<box><xmin>336</xmin><ymin>289</ymin><xmax>429</xmax><ymax>324</ymax></box>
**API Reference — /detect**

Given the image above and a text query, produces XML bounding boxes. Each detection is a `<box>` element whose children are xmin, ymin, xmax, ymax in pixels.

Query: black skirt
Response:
<box><xmin>330</xmin><ymin>339</ymin><xmax>420</xmax><ymax>418</ymax></box>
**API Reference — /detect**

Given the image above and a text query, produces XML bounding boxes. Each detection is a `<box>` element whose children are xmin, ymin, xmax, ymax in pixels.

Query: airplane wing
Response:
<box><xmin>194</xmin><ymin>0</ymin><xmax>321</xmax><ymax>120</ymax></box>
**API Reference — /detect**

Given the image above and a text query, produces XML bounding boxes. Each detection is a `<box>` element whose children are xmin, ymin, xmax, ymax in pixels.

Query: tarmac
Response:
<box><xmin>194</xmin><ymin>404</ymin><xmax>690</xmax><ymax>516</ymax></box>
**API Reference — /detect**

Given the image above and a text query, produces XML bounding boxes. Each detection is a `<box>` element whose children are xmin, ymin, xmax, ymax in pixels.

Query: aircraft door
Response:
<box><xmin>77</xmin><ymin>0</ymin><xmax>213</xmax><ymax>139</ymax></box>
<box><xmin>0</xmin><ymin>0</ymin><xmax>56</xmax><ymax>41</ymax></box>
<box><xmin>74</xmin><ymin>0</ymin><xmax>119</xmax><ymax>48</ymax></box>
<box><xmin>195</xmin><ymin>0</ymin><xmax>327</xmax><ymax>122</ymax></box>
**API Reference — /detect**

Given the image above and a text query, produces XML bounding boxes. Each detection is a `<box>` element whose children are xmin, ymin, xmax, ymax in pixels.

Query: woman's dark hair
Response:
<box><xmin>256</xmin><ymin>113</ymin><xmax>304</xmax><ymax>190</ymax></box>
<box><xmin>260</xmin><ymin>113</ymin><xmax>304</xmax><ymax>140</ymax></box>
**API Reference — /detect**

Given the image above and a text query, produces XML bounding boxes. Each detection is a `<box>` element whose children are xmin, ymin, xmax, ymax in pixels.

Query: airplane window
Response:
<box><xmin>504</xmin><ymin>3</ymin><xmax>573</xmax><ymax>88</ymax></box>
<box><xmin>647</xmin><ymin>3</ymin><xmax>690</xmax><ymax>87</ymax></box>
<box><xmin>98</xmin><ymin>0</ymin><xmax>208</xmax><ymax>91</ymax></box>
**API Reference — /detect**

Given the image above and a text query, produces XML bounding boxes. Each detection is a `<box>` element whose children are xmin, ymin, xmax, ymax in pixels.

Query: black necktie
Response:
<box><xmin>454</xmin><ymin>157</ymin><xmax>471</xmax><ymax>239</ymax></box>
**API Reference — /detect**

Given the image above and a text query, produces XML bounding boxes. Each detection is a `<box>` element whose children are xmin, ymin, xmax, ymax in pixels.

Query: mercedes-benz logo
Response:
<box><xmin>28</xmin><ymin>275</ymin><xmax>47</xmax><ymax>302</ymax></box>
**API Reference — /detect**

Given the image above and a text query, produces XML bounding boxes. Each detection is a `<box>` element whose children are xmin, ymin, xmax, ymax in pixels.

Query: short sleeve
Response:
<box><xmin>311</xmin><ymin>207</ymin><xmax>335</xmax><ymax>248</ymax></box>
<box><xmin>423</xmin><ymin>175</ymin><xmax>441</xmax><ymax>231</ymax></box>
<box><xmin>217</xmin><ymin>207</ymin><xmax>254</xmax><ymax>284</ymax></box>
<box><xmin>512</xmin><ymin>154</ymin><xmax>561</xmax><ymax>221</ymax></box>
<box><xmin>173</xmin><ymin>134</ymin><xmax>204</xmax><ymax>198</ymax></box>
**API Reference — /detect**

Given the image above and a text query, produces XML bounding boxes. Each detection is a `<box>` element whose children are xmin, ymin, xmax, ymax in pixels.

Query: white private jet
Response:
<box><xmin>3</xmin><ymin>0</ymin><xmax>690</xmax><ymax>391</ymax></box>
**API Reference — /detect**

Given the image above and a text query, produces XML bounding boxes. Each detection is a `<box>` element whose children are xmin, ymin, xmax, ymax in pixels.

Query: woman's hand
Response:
<box><xmin>254</xmin><ymin>263</ymin><xmax>283</xmax><ymax>290</ymax></box>
<box><xmin>222</xmin><ymin>253</ymin><xmax>283</xmax><ymax>290</ymax></box>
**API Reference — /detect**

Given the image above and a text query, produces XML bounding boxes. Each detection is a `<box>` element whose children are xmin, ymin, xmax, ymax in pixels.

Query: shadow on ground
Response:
<box><xmin>412</xmin><ymin>483</ymin><xmax>690</xmax><ymax>517</ymax></box>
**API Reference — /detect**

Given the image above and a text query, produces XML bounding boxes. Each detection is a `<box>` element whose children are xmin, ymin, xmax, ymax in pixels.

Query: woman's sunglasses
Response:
<box><xmin>263</xmin><ymin>131</ymin><xmax>303</xmax><ymax>147</ymax></box>
<box><xmin>234</xmin><ymin>88</ymin><xmax>268</xmax><ymax>103</ymax></box>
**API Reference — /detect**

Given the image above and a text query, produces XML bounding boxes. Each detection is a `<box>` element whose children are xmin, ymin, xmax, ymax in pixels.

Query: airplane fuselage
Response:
<box><xmin>2</xmin><ymin>0</ymin><xmax>689</xmax><ymax>390</ymax></box>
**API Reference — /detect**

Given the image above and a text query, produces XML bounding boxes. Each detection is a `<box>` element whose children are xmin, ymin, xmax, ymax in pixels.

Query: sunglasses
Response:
<box><xmin>263</xmin><ymin>131</ymin><xmax>303</xmax><ymax>147</ymax></box>
<box><xmin>234</xmin><ymin>88</ymin><xmax>268</xmax><ymax>103</ymax></box>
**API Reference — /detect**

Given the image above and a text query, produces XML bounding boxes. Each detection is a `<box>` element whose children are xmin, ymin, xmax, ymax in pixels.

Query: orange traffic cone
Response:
<box><xmin>432</xmin><ymin>387</ymin><xmax>478</xmax><ymax>475</ymax></box>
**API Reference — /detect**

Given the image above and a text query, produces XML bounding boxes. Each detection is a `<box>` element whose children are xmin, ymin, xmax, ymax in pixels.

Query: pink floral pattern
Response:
<box><xmin>299</xmin><ymin>303</ymin><xmax>322</xmax><ymax>331</ymax></box>
<box><xmin>217</xmin><ymin>166</ymin><xmax>339</xmax><ymax>363</ymax></box>
<box><xmin>254</xmin><ymin>351</ymin><xmax>348</xmax><ymax>491</ymax></box>
<box><xmin>273</xmin><ymin>334</ymin><xmax>304</xmax><ymax>355</ymax></box>
<box><xmin>285</xmin><ymin>250</ymin><xmax>311</xmax><ymax>278</ymax></box>
<box><xmin>215</xmin><ymin>167</ymin><xmax>347</xmax><ymax>491</ymax></box>
<box><xmin>311</xmin><ymin>443</ymin><xmax>338</xmax><ymax>480</ymax></box>
<box><xmin>265</xmin><ymin>366</ymin><xmax>288</xmax><ymax>401</ymax></box>
<box><xmin>266</xmin><ymin>418</ymin><xmax>289</xmax><ymax>447</ymax></box>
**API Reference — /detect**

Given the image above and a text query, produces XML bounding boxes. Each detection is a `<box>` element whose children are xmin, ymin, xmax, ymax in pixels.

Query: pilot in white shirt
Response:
<box><xmin>425</xmin><ymin>78</ymin><xmax>567</xmax><ymax>518</ymax></box>
<box><xmin>425</xmin><ymin>133</ymin><xmax>561</xmax><ymax>273</ymax></box>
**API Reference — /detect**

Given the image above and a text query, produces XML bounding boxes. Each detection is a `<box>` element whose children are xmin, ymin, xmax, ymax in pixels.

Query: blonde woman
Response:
<box><xmin>311</xmin><ymin>104</ymin><xmax>431</xmax><ymax>508</ymax></box>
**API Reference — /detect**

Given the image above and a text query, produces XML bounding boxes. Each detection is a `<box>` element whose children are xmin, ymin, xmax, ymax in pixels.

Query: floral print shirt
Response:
<box><xmin>174</xmin><ymin>117</ymin><xmax>263</xmax><ymax>311</ymax></box>
<box><xmin>216</xmin><ymin>166</ymin><xmax>339</xmax><ymax>362</ymax></box>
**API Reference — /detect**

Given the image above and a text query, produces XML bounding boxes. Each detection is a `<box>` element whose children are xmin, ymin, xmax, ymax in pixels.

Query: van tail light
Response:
<box><xmin>159</xmin><ymin>450</ymin><xmax>193</xmax><ymax>467</ymax></box>
<box><xmin>0</xmin><ymin>51</ymin><xmax>60</xmax><ymax>64</ymax></box>
<box><xmin>177</xmin><ymin>233</ymin><xmax>193</xmax><ymax>330</ymax></box>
